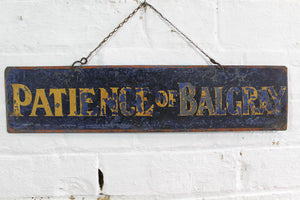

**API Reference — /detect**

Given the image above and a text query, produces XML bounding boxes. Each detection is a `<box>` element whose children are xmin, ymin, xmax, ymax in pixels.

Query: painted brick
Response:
<box><xmin>289</xmin><ymin>100</ymin><xmax>300</xmax><ymax>132</ymax></box>
<box><xmin>31</xmin><ymin>154</ymin><xmax>99</xmax><ymax>196</ymax></box>
<box><xmin>243</xmin><ymin>51</ymin><xmax>288</xmax><ymax>66</ymax></box>
<box><xmin>0</xmin><ymin>156</ymin><xmax>34</xmax><ymax>198</ymax></box>
<box><xmin>100</xmin><ymin>151</ymin><xmax>236</xmax><ymax>195</ymax></box>
<box><xmin>241</xmin><ymin>193</ymin><xmax>300</xmax><ymax>200</ymax></box>
<box><xmin>218</xmin><ymin>0</ymin><xmax>300</xmax><ymax>50</ymax></box>
<box><xmin>109</xmin><ymin>193</ymin><xmax>300</xmax><ymax>200</ymax></box>
<box><xmin>110</xmin><ymin>195</ymin><xmax>236</xmax><ymax>200</ymax></box>
<box><xmin>0</xmin><ymin>154</ymin><xmax>98</xmax><ymax>198</ymax></box>
<box><xmin>239</xmin><ymin>148</ymin><xmax>300</xmax><ymax>191</ymax></box>
<box><xmin>289</xmin><ymin>67</ymin><xmax>300</xmax><ymax>100</ymax></box>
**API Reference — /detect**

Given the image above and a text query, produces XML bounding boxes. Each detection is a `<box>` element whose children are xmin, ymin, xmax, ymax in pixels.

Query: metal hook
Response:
<box><xmin>71</xmin><ymin>57</ymin><xmax>88</xmax><ymax>71</ymax></box>
<box><xmin>209</xmin><ymin>58</ymin><xmax>224</xmax><ymax>70</ymax></box>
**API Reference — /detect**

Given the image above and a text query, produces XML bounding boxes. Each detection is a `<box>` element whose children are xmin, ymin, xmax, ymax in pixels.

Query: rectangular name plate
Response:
<box><xmin>5</xmin><ymin>65</ymin><xmax>287</xmax><ymax>133</ymax></box>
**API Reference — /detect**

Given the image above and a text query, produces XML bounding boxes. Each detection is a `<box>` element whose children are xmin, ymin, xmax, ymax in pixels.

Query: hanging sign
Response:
<box><xmin>5</xmin><ymin>65</ymin><xmax>287</xmax><ymax>133</ymax></box>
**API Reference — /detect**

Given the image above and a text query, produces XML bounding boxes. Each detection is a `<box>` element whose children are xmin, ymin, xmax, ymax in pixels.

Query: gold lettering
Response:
<box><xmin>11</xmin><ymin>84</ymin><xmax>32</xmax><ymax>116</ymax></box>
<box><xmin>196</xmin><ymin>87</ymin><xmax>216</xmax><ymax>116</ymax></box>
<box><xmin>242</xmin><ymin>87</ymin><xmax>262</xmax><ymax>115</ymax></box>
<box><xmin>100</xmin><ymin>88</ymin><xmax>119</xmax><ymax>116</ymax></box>
<box><xmin>119</xmin><ymin>87</ymin><xmax>135</xmax><ymax>116</ymax></box>
<box><xmin>226</xmin><ymin>87</ymin><xmax>242</xmax><ymax>115</ymax></box>
<box><xmin>214</xmin><ymin>87</ymin><xmax>226</xmax><ymax>115</ymax></box>
<box><xmin>168</xmin><ymin>90</ymin><xmax>177</xmax><ymax>107</ymax></box>
<box><xmin>80</xmin><ymin>88</ymin><xmax>97</xmax><ymax>116</ymax></box>
<box><xmin>155</xmin><ymin>90</ymin><xmax>168</xmax><ymax>107</ymax></box>
<box><xmin>178</xmin><ymin>83</ymin><xmax>197</xmax><ymax>116</ymax></box>
<box><xmin>29</xmin><ymin>89</ymin><xmax>53</xmax><ymax>116</ymax></box>
<box><xmin>267</xmin><ymin>86</ymin><xmax>286</xmax><ymax>113</ymax></box>
<box><xmin>49</xmin><ymin>89</ymin><xmax>66</xmax><ymax>116</ymax></box>
<box><xmin>135</xmin><ymin>87</ymin><xmax>154</xmax><ymax>116</ymax></box>
<box><xmin>68</xmin><ymin>88</ymin><xmax>79</xmax><ymax>116</ymax></box>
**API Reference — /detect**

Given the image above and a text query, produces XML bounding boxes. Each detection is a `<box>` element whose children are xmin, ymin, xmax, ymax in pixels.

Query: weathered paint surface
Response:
<box><xmin>5</xmin><ymin>65</ymin><xmax>287</xmax><ymax>133</ymax></box>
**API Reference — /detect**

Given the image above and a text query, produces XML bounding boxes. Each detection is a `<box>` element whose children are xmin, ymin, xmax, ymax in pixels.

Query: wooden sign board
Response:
<box><xmin>5</xmin><ymin>65</ymin><xmax>287</xmax><ymax>133</ymax></box>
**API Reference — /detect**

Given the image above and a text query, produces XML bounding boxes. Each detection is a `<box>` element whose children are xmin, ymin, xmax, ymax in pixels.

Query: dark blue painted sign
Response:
<box><xmin>5</xmin><ymin>65</ymin><xmax>287</xmax><ymax>133</ymax></box>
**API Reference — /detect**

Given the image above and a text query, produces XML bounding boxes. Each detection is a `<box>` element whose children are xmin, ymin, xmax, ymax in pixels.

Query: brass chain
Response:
<box><xmin>71</xmin><ymin>1</ymin><xmax>223</xmax><ymax>70</ymax></box>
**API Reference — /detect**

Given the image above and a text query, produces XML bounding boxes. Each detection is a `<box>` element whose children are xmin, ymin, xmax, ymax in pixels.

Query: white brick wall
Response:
<box><xmin>0</xmin><ymin>154</ymin><xmax>98</xmax><ymax>198</ymax></box>
<box><xmin>0</xmin><ymin>0</ymin><xmax>299</xmax><ymax>199</ymax></box>
<box><xmin>100</xmin><ymin>151</ymin><xmax>236</xmax><ymax>195</ymax></box>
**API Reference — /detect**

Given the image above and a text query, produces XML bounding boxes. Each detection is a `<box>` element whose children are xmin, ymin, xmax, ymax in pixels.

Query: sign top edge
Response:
<box><xmin>5</xmin><ymin>65</ymin><xmax>287</xmax><ymax>69</ymax></box>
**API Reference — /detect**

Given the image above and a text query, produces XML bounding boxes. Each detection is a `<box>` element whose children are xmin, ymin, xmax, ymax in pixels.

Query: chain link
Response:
<box><xmin>71</xmin><ymin>1</ymin><xmax>223</xmax><ymax>70</ymax></box>
<box><xmin>71</xmin><ymin>2</ymin><xmax>147</xmax><ymax>70</ymax></box>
